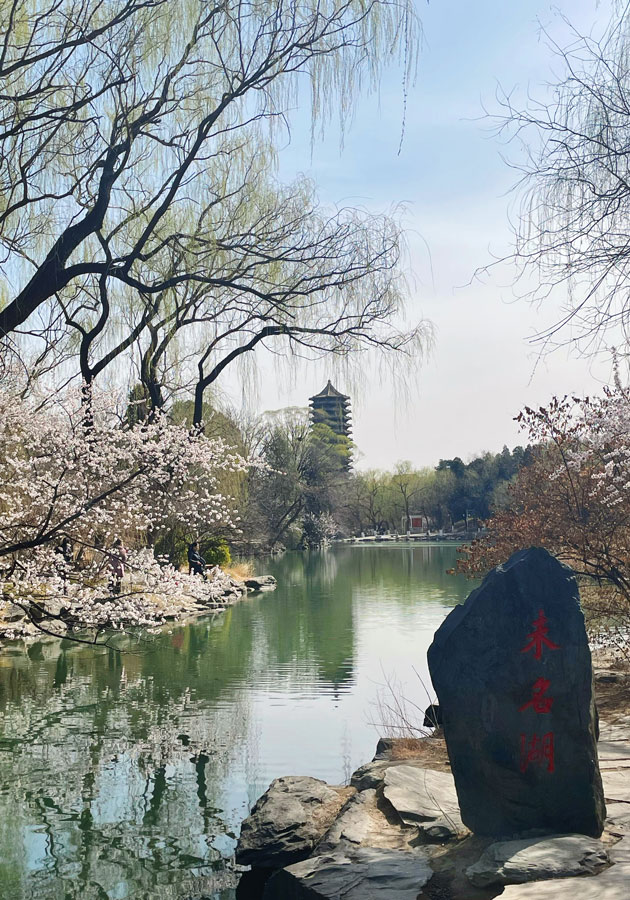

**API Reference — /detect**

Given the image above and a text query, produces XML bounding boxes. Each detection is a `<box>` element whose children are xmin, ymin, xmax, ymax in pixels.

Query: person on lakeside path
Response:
<box><xmin>54</xmin><ymin>536</ymin><xmax>74</xmax><ymax>586</ymax></box>
<box><xmin>188</xmin><ymin>541</ymin><xmax>207</xmax><ymax>580</ymax></box>
<box><xmin>109</xmin><ymin>538</ymin><xmax>127</xmax><ymax>595</ymax></box>
<box><xmin>55</xmin><ymin>537</ymin><xmax>73</xmax><ymax>565</ymax></box>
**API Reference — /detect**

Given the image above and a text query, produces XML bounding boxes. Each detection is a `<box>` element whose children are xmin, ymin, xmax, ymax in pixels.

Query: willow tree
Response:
<box><xmin>0</xmin><ymin>0</ymin><xmax>428</xmax><ymax>402</ymax></box>
<box><xmin>125</xmin><ymin>160</ymin><xmax>425</xmax><ymax>425</ymax></box>
<box><xmin>499</xmin><ymin>5</ymin><xmax>630</xmax><ymax>352</ymax></box>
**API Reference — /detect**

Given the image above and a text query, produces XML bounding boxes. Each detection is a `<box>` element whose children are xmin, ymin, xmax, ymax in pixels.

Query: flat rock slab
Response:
<box><xmin>602</xmin><ymin>769</ymin><xmax>630</xmax><ymax>803</ymax></box>
<box><xmin>598</xmin><ymin>717</ymin><xmax>630</xmax><ymax>741</ymax></box>
<box><xmin>600</xmin><ymin>725</ymin><xmax>630</xmax><ymax>741</ymax></box>
<box><xmin>262</xmin><ymin>847</ymin><xmax>433</xmax><ymax>900</ymax></box>
<box><xmin>598</xmin><ymin>740</ymin><xmax>630</xmax><ymax>760</ymax></box>
<box><xmin>598</xmin><ymin>739</ymin><xmax>630</xmax><ymax>772</ymax></box>
<box><xmin>466</xmin><ymin>834</ymin><xmax>609</xmax><ymax>887</ymax></box>
<box><xmin>428</xmin><ymin>547</ymin><xmax>605</xmax><ymax>837</ymax></box>
<box><xmin>500</xmin><ymin>835</ymin><xmax>629</xmax><ymax>899</ymax></box>
<box><xmin>318</xmin><ymin>789</ymin><xmax>416</xmax><ymax>853</ymax></box>
<box><xmin>383</xmin><ymin>765</ymin><xmax>465</xmax><ymax>838</ymax></box>
<box><xmin>235</xmin><ymin>776</ymin><xmax>354</xmax><ymax>868</ymax></box>
<box><xmin>318</xmin><ymin>789</ymin><xmax>376</xmax><ymax>850</ymax></box>
<box><xmin>606</xmin><ymin>802</ymin><xmax>630</xmax><ymax>834</ymax></box>
<box><xmin>350</xmin><ymin>754</ymin><xmax>448</xmax><ymax>792</ymax></box>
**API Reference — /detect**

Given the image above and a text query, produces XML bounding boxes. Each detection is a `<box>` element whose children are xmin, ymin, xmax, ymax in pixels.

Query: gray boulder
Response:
<box><xmin>318</xmin><ymin>788</ymin><xmax>419</xmax><ymax>854</ymax></box>
<box><xmin>428</xmin><ymin>547</ymin><xmax>605</xmax><ymax>837</ymax></box>
<box><xmin>262</xmin><ymin>847</ymin><xmax>433</xmax><ymax>900</ymax></box>
<box><xmin>466</xmin><ymin>834</ymin><xmax>609</xmax><ymax>887</ymax></box>
<box><xmin>244</xmin><ymin>575</ymin><xmax>277</xmax><ymax>591</ymax></box>
<box><xmin>350</xmin><ymin>760</ymin><xmax>391</xmax><ymax>791</ymax></box>
<box><xmin>500</xmin><ymin>834</ymin><xmax>630</xmax><ymax>899</ymax></box>
<box><xmin>382</xmin><ymin>765</ymin><xmax>465</xmax><ymax>839</ymax></box>
<box><xmin>235</xmin><ymin>776</ymin><xmax>354</xmax><ymax>868</ymax></box>
<box><xmin>318</xmin><ymin>789</ymin><xmax>376</xmax><ymax>851</ymax></box>
<box><xmin>1</xmin><ymin>603</ymin><xmax>26</xmax><ymax>623</ymax></box>
<box><xmin>373</xmin><ymin>737</ymin><xmax>398</xmax><ymax>758</ymax></box>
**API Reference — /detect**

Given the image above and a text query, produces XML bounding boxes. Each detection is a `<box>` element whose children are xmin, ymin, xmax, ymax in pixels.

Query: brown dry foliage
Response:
<box><xmin>458</xmin><ymin>447</ymin><xmax>630</xmax><ymax>591</ymax></box>
<box><xmin>457</xmin><ymin>444</ymin><xmax>630</xmax><ymax>656</ymax></box>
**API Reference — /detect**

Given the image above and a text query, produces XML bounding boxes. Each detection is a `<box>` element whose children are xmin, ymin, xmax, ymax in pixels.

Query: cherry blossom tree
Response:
<box><xmin>457</xmin><ymin>382</ymin><xmax>630</xmax><ymax>652</ymax></box>
<box><xmin>0</xmin><ymin>381</ymin><xmax>249</xmax><ymax>641</ymax></box>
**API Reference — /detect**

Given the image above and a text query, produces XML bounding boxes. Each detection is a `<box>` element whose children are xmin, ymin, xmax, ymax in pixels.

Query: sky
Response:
<box><xmin>221</xmin><ymin>0</ymin><xmax>619</xmax><ymax>470</ymax></box>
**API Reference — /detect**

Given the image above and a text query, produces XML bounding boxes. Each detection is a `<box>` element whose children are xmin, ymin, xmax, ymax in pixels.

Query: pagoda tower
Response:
<box><xmin>309</xmin><ymin>380</ymin><xmax>352</xmax><ymax>439</ymax></box>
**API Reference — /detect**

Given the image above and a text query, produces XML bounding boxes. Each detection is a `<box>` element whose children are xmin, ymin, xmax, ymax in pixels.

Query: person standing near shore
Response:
<box><xmin>188</xmin><ymin>541</ymin><xmax>207</xmax><ymax>580</ymax></box>
<box><xmin>109</xmin><ymin>538</ymin><xmax>127</xmax><ymax>594</ymax></box>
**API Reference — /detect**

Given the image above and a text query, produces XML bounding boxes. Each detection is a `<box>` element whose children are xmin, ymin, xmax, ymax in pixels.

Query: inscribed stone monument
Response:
<box><xmin>427</xmin><ymin>547</ymin><xmax>605</xmax><ymax>837</ymax></box>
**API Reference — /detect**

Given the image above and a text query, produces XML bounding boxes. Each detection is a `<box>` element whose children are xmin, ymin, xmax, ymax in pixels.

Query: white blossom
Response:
<box><xmin>0</xmin><ymin>384</ymin><xmax>251</xmax><ymax>640</ymax></box>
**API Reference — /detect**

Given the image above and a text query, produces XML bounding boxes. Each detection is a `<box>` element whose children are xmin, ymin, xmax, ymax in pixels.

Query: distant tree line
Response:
<box><xmin>166</xmin><ymin>393</ymin><xmax>532</xmax><ymax>551</ymax></box>
<box><xmin>337</xmin><ymin>446</ymin><xmax>533</xmax><ymax>538</ymax></box>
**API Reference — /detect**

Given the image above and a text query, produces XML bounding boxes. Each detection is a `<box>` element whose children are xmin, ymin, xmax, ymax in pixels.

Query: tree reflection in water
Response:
<box><xmin>0</xmin><ymin>544</ymin><xmax>471</xmax><ymax>899</ymax></box>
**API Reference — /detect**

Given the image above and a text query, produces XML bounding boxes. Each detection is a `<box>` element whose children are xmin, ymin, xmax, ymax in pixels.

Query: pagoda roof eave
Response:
<box><xmin>309</xmin><ymin>379</ymin><xmax>350</xmax><ymax>401</ymax></box>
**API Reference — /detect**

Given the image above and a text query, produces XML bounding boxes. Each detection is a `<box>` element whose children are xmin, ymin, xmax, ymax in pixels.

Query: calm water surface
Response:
<box><xmin>0</xmin><ymin>544</ymin><xmax>473</xmax><ymax>899</ymax></box>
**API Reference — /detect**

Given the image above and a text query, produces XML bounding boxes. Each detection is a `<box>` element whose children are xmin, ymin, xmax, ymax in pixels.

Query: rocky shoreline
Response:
<box><xmin>0</xmin><ymin>570</ymin><xmax>277</xmax><ymax>643</ymax></box>
<box><xmin>233</xmin><ymin>663</ymin><xmax>630</xmax><ymax>900</ymax></box>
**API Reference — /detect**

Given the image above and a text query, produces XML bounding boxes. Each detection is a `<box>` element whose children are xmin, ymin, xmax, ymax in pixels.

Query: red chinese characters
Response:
<box><xmin>520</xmin><ymin>609</ymin><xmax>560</xmax><ymax>660</ymax></box>
<box><xmin>519</xmin><ymin>732</ymin><xmax>555</xmax><ymax>773</ymax></box>
<box><xmin>518</xmin><ymin>609</ymin><xmax>560</xmax><ymax>774</ymax></box>
<box><xmin>519</xmin><ymin>677</ymin><xmax>554</xmax><ymax>714</ymax></box>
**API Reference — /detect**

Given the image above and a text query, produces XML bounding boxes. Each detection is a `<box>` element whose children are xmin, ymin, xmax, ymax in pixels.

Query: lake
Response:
<box><xmin>0</xmin><ymin>543</ymin><xmax>473</xmax><ymax>900</ymax></box>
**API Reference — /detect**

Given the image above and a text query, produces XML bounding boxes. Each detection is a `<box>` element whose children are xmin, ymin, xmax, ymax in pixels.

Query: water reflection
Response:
<box><xmin>0</xmin><ymin>612</ymin><xmax>258</xmax><ymax>899</ymax></box>
<box><xmin>0</xmin><ymin>544</ymin><xmax>473</xmax><ymax>899</ymax></box>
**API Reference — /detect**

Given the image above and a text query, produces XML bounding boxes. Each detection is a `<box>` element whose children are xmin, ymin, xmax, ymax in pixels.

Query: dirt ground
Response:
<box><xmin>388</xmin><ymin>736</ymin><xmax>452</xmax><ymax>771</ymax></box>
<box><xmin>592</xmin><ymin>654</ymin><xmax>630</xmax><ymax>724</ymax></box>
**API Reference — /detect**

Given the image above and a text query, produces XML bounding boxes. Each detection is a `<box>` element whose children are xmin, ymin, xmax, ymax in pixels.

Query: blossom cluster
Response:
<box><xmin>519</xmin><ymin>385</ymin><xmax>630</xmax><ymax>512</ymax></box>
<box><xmin>1</xmin><ymin>545</ymin><xmax>247</xmax><ymax>641</ymax></box>
<box><xmin>0</xmin><ymin>385</ymin><xmax>248</xmax><ymax>638</ymax></box>
<box><xmin>459</xmin><ymin>383</ymin><xmax>630</xmax><ymax>653</ymax></box>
